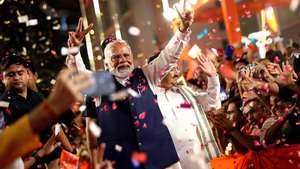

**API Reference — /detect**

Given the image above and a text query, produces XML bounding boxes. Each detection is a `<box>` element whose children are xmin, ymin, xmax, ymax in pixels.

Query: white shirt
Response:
<box><xmin>154</xmin><ymin>75</ymin><xmax>221</xmax><ymax>169</ymax></box>
<box><xmin>66</xmin><ymin>29</ymin><xmax>192</xmax><ymax>169</ymax></box>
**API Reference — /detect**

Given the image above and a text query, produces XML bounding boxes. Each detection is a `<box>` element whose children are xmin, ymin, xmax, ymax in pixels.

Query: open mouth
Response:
<box><xmin>117</xmin><ymin>65</ymin><xmax>130</xmax><ymax>71</ymax></box>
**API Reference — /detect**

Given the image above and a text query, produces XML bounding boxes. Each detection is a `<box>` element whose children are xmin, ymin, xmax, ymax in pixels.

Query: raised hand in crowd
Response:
<box><xmin>0</xmin><ymin>69</ymin><xmax>95</xmax><ymax>167</ymax></box>
<box><xmin>174</xmin><ymin>1</ymin><xmax>193</xmax><ymax>32</ymax></box>
<box><xmin>66</xmin><ymin>18</ymin><xmax>93</xmax><ymax>69</ymax></box>
<box><xmin>67</xmin><ymin>17</ymin><xmax>93</xmax><ymax>49</ymax></box>
<box><xmin>266</xmin><ymin>62</ymin><xmax>282</xmax><ymax>76</ymax></box>
<box><xmin>92</xmin><ymin>143</ymin><xmax>114</xmax><ymax>169</ymax></box>
<box><xmin>195</xmin><ymin>51</ymin><xmax>218</xmax><ymax>77</ymax></box>
<box><xmin>208</xmin><ymin>113</ymin><xmax>235</xmax><ymax>132</ymax></box>
<box><xmin>254</xmin><ymin>62</ymin><xmax>275</xmax><ymax>82</ymax></box>
<box><xmin>28</xmin><ymin>69</ymin><xmax>95</xmax><ymax>134</ymax></box>
<box><xmin>275</xmin><ymin>61</ymin><xmax>297</xmax><ymax>86</ymax></box>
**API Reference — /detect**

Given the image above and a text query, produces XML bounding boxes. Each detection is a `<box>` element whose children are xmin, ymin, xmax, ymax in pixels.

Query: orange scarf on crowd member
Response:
<box><xmin>211</xmin><ymin>144</ymin><xmax>300</xmax><ymax>169</ymax></box>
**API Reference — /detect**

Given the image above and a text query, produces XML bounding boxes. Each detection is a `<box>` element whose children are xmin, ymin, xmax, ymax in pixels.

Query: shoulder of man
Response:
<box><xmin>28</xmin><ymin>89</ymin><xmax>46</xmax><ymax>101</ymax></box>
<box><xmin>0</xmin><ymin>91</ymin><xmax>10</xmax><ymax>101</ymax></box>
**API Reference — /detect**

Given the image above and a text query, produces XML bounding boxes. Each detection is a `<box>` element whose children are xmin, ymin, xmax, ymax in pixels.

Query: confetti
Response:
<box><xmin>139</xmin><ymin>112</ymin><xmax>147</xmax><ymax>120</ymax></box>
<box><xmin>261</xmin><ymin>83</ymin><xmax>269</xmax><ymax>92</ymax></box>
<box><xmin>18</xmin><ymin>15</ymin><xmax>29</xmax><ymax>23</ymax></box>
<box><xmin>127</xmin><ymin>88</ymin><xmax>141</xmax><ymax>98</ymax></box>
<box><xmin>54</xmin><ymin>123</ymin><xmax>61</xmax><ymax>136</ymax></box>
<box><xmin>100</xmin><ymin>104</ymin><xmax>109</xmax><ymax>112</ymax></box>
<box><xmin>290</xmin><ymin>0</ymin><xmax>299</xmax><ymax>11</ymax></box>
<box><xmin>134</xmin><ymin>120</ymin><xmax>141</xmax><ymax>127</ymax></box>
<box><xmin>128</xmin><ymin>26</ymin><xmax>141</xmax><ymax>36</ymax></box>
<box><xmin>115</xmin><ymin>144</ymin><xmax>123</xmax><ymax>152</ymax></box>
<box><xmin>79</xmin><ymin>105</ymin><xmax>87</xmax><ymax>112</ymax></box>
<box><xmin>143</xmin><ymin>123</ymin><xmax>148</xmax><ymax>128</ymax></box>
<box><xmin>196</xmin><ymin>28</ymin><xmax>209</xmax><ymax>40</ymax></box>
<box><xmin>180</xmin><ymin>102</ymin><xmax>192</xmax><ymax>108</ymax></box>
<box><xmin>26</xmin><ymin>19</ymin><xmax>38</xmax><ymax>26</ymax></box>
<box><xmin>132</xmin><ymin>152</ymin><xmax>147</xmax><ymax>164</ymax></box>
<box><xmin>89</xmin><ymin>121</ymin><xmax>102</xmax><ymax>138</ymax></box>
<box><xmin>112</xmin><ymin>102</ymin><xmax>117</xmax><ymax>110</ymax></box>
<box><xmin>274</xmin><ymin>56</ymin><xmax>280</xmax><ymax>63</ymax></box>
<box><xmin>254</xmin><ymin>140</ymin><xmax>261</xmax><ymax>146</ymax></box>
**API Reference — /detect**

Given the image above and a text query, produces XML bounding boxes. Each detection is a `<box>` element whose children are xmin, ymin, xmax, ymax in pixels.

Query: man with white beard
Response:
<box><xmin>66</xmin><ymin>10</ymin><xmax>193</xmax><ymax>169</ymax></box>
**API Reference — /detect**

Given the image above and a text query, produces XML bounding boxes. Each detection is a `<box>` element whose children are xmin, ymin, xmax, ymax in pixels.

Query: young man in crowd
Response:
<box><xmin>0</xmin><ymin>56</ymin><xmax>75</xmax><ymax>169</ymax></box>
<box><xmin>0</xmin><ymin>68</ymin><xmax>97</xmax><ymax>168</ymax></box>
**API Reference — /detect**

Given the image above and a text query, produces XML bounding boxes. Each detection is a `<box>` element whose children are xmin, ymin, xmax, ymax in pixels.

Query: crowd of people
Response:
<box><xmin>0</xmin><ymin>6</ymin><xmax>300</xmax><ymax>169</ymax></box>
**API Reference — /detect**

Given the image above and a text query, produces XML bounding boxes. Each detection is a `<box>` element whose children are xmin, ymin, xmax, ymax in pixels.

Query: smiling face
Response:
<box><xmin>104</xmin><ymin>41</ymin><xmax>134</xmax><ymax>79</ymax></box>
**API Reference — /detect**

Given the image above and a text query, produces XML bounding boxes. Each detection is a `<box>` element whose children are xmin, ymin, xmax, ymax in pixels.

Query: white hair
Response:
<box><xmin>104</xmin><ymin>40</ymin><xmax>131</xmax><ymax>61</ymax></box>
<box><xmin>103</xmin><ymin>40</ymin><xmax>134</xmax><ymax>78</ymax></box>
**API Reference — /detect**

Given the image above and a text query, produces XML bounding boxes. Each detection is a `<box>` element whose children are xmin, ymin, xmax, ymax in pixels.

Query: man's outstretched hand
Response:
<box><xmin>67</xmin><ymin>17</ymin><xmax>93</xmax><ymax>49</ymax></box>
<box><xmin>175</xmin><ymin>0</ymin><xmax>193</xmax><ymax>32</ymax></box>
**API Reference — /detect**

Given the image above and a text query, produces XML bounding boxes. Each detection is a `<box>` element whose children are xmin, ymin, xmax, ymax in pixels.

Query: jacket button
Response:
<box><xmin>131</xmin><ymin>103</ymin><xmax>135</xmax><ymax>106</ymax></box>
<box><xmin>138</xmin><ymin>142</ymin><xmax>142</xmax><ymax>146</ymax></box>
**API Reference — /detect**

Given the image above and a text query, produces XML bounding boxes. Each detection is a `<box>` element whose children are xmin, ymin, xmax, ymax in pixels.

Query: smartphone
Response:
<box><xmin>81</xmin><ymin>71</ymin><xmax>116</xmax><ymax>97</ymax></box>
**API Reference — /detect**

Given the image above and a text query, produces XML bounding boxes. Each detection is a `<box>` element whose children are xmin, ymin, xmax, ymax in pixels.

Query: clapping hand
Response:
<box><xmin>208</xmin><ymin>113</ymin><xmax>235</xmax><ymax>132</ymax></box>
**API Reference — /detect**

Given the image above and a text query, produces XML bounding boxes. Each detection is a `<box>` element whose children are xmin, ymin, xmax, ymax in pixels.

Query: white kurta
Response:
<box><xmin>66</xmin><ymin>30</ymin><xmax>192</xmax><ymax>169</ymax></box>
<box><xmin>154</xmin><ymin>76</ymin><xmax>221</xmax><ymax>169</ymax></box>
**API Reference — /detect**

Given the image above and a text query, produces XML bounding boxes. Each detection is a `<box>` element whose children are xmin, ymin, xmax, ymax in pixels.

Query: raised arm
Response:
<box><xmin>0</xmin><ymin>69</ymin><xmax>94</xmax><ymax>167</ymax></box>
<box><xmin>193</xmin><ymin>51</ymin><xmax>221</xmax><ymax>111</ymax></box>
<box><xmin>65</xmin><ymin>17</ymin><xmax>93</xmax><ymax>72</ymax></box>
<box><xmin>209</xmin><ymin>113</ymin><xmax>263</xmax><ymax>151</ymax></box>
<box><xmin>143</xmin><ymin>9</ymin><xmax>193</xmax><ymax>86</ymax></box>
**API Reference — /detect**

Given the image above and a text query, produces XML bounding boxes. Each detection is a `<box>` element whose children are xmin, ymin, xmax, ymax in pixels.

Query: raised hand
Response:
<box><xmin>208</xmin><ymin>113</ymin><xmax>235</xmax><ymax>132</ymax></box>
<box><xmin>68</xmin><ymin>17</ymin><xmax>93</xmax><ymax>49</ymax></box>
<box><xmin>275</xmin><ymin>61</ymin><xmax>296</xmax><ymax>86</ymax></box>
<box><xmin>254</xmin><ymin>62</ymin><xmax>274</xmax><ymax>82</ymax></box>
<box><xmin>195</xmin><ymin>52</ymin><xmax>217</xmax><ymax>77</ymax></box>
<box><xmin>47</xmin><ymin>69</ymin><xmax>94</xmax><ymax>117</ymax></box>
<box><xmin>174</xmin><ymin>0</ymin><xmax>193</xmax><ymax>32</ymax></box>
<box><xmin>92</xmin><ymin>143</ymin><xmax>114</xmax><ymax>169</ymax></box>
<box><xmin>266</xmin><ymin>62</ymin><xmax>282</xmax><ymax>76</ymax></box>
